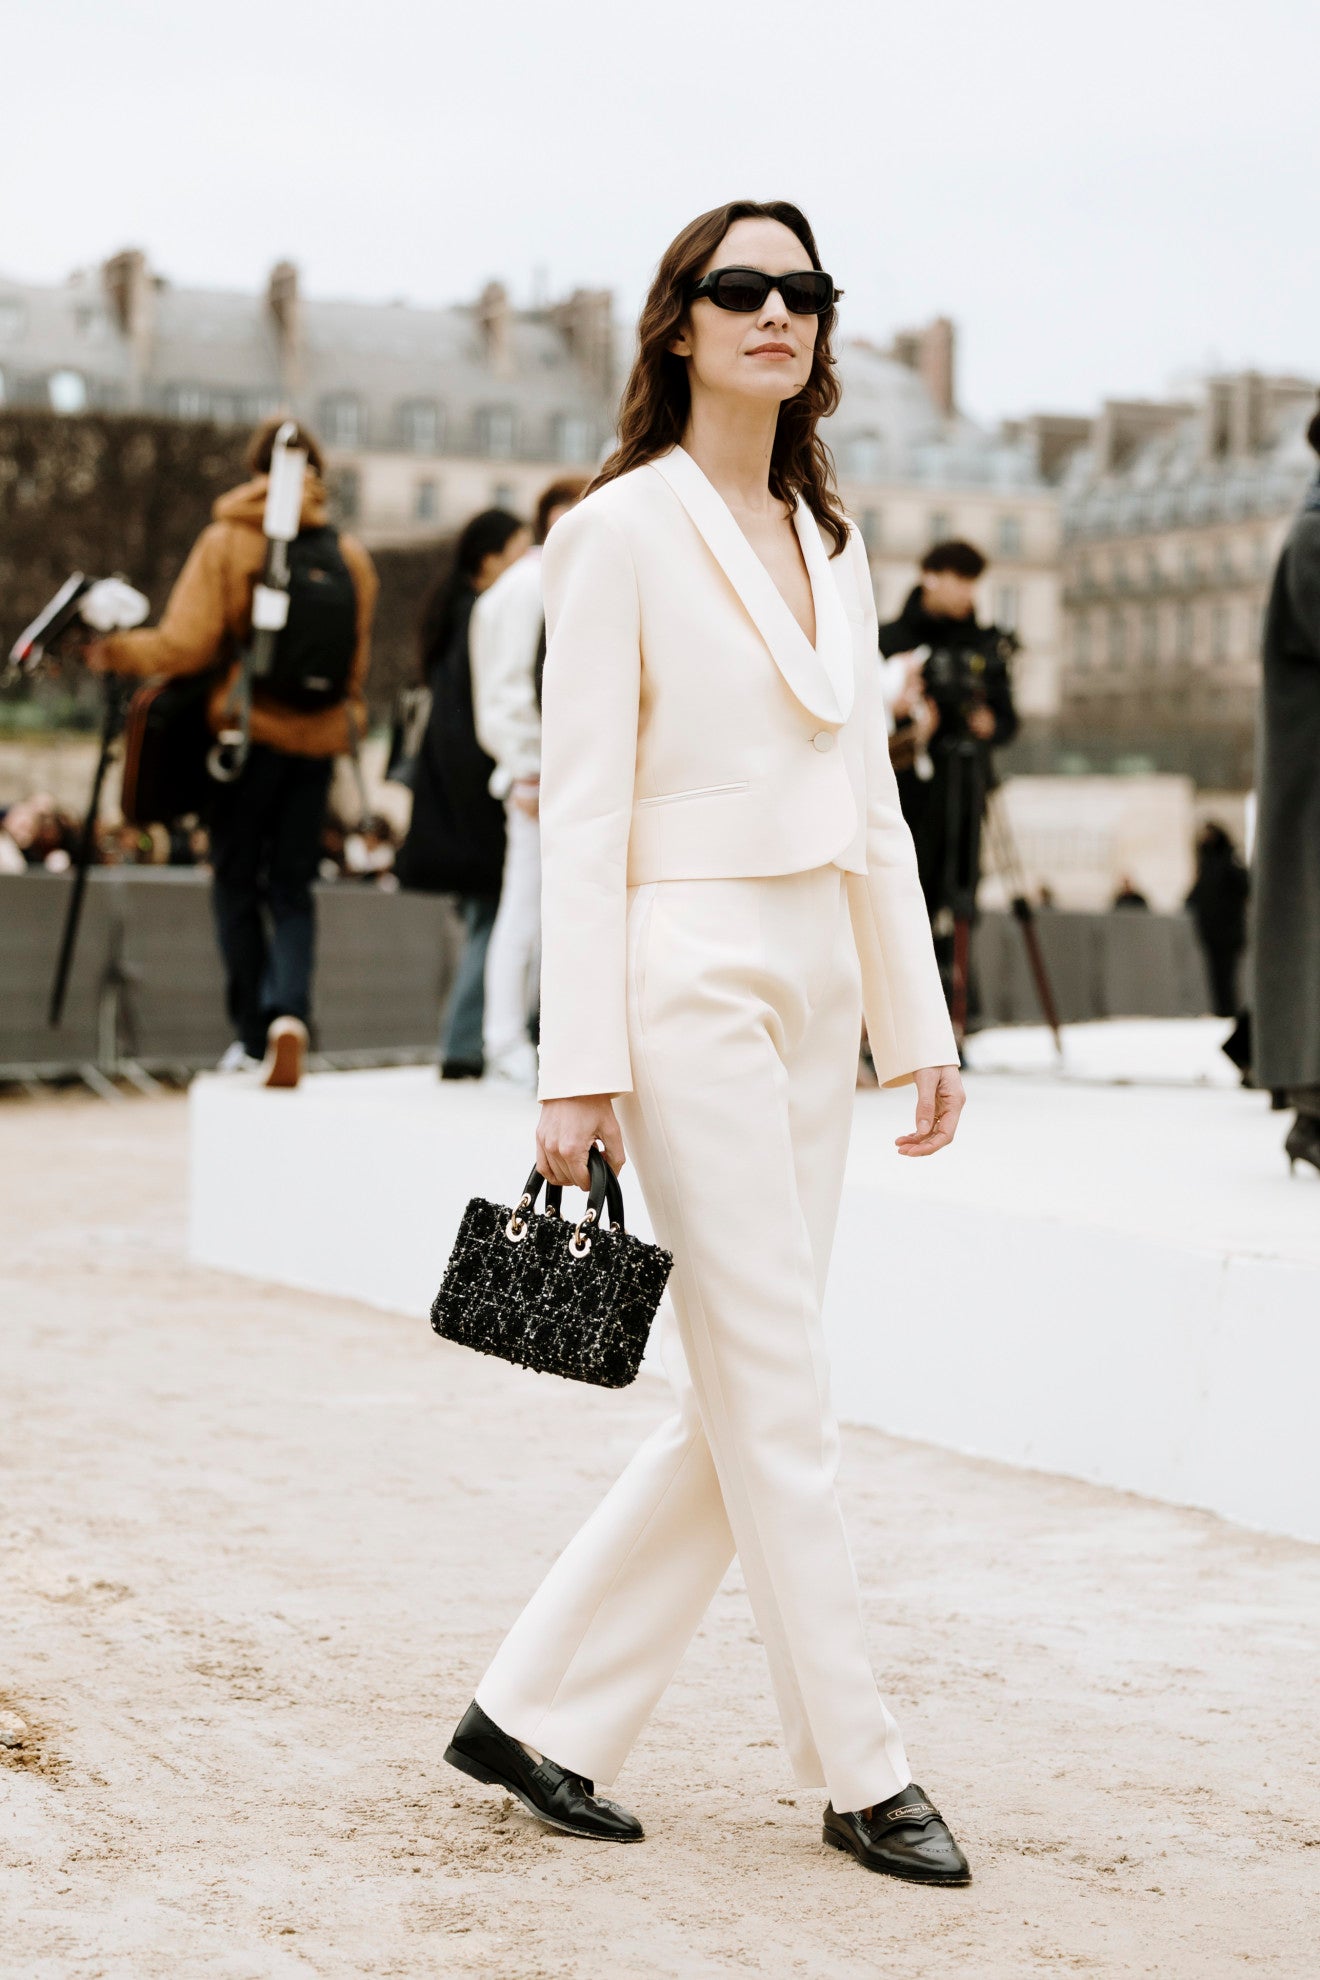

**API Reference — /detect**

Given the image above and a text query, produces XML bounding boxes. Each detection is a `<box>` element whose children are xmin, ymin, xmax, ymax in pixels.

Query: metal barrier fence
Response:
<box><xmin>1</xmin><ymin>871</ymin><xmax>460</xmax><ymax>1079</ymax></box>
<box><xmin>972</xmin><ymin>908</ymin><xmax>1212</xmax><ymax>1027</ymax></box>
<box><xmin>1</xmin><ymin>873</ymin><xmax>1212</xmax><ymax>1082</ymax></box>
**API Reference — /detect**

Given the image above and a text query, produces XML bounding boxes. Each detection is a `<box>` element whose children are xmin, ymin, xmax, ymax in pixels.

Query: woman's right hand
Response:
<box><xmin>537</xmin><ymin>1096</ymin><xmax>626</xmax><ymax>1189</ymax></box>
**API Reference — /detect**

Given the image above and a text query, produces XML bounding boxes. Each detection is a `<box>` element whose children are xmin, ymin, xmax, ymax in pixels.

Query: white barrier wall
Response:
<box><xmin>189</xmin><ymin>1043</ymin><xmax>1320</xmax><ymax>1547</ymax></box>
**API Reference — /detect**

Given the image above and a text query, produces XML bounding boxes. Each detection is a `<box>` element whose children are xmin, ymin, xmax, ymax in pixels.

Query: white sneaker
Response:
<box><xmin>261</xmin><ymin>1016</ymin><xmax>308</xmax><ymax>1089</ymax></box>
<box><xmin>217</xmin><ymin>1041</ymin><xmax>261</xmax><ymax>1074</ymax></box>
<box><xmin>484</xmin><ymin>1042</ymin><xmax>538</xmax><ymax>1092</ymax></box>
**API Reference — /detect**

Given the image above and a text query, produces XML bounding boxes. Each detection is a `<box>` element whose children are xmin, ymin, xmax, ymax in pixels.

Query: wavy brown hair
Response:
<box><xmin>591</xmin><ymin>199</ymin><xmax>850</xmax><ymax>556</ymax></box>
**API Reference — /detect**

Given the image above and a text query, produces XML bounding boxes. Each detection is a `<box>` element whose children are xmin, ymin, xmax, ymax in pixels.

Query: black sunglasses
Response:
<box><xmin>688</xmin><ymin>266</ymin><xmax>841</xmax><ymax>317</ymax></box>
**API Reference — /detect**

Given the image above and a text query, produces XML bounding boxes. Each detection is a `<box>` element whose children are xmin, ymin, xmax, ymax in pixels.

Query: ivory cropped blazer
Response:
<box><xmin>536</xmin><ymin>445</ymin><xmax>958</xmax><ymax>1101</ymax></box>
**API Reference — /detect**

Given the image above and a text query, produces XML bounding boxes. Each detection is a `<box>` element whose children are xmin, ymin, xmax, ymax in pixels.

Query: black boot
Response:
<box><xmin>1285</xmin><ymin>1114</ymin><xmax>1320</xmax><ymax>1176</ymax></box>
<box><xmin>444</xmin><ymin>1701</ymin><xmax>643</xmax><ymax>1841</ymax></box>
<box><xmin>823</xmin><ymin>1784</ymin><xmax>971</xmax><ymax>1885</ymax></box>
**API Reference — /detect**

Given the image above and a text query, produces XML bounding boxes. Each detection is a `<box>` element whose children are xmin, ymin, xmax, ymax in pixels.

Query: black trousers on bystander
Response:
<box><xmin>208</xmin><ymin>743</ymin><xmax>334</xmax><ymax>1060</ymax></box>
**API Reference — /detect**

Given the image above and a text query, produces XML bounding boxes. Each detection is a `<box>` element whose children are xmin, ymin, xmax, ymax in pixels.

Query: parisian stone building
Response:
<box><xmin>1053</xmin><ymin>374</ymin><xmax>1316</xmax><ymax>786</ymax></box>
<box><xmin>0</xmin><ymin>251</ymin><xmax>1063</xmax><ymax>718</ymax></box>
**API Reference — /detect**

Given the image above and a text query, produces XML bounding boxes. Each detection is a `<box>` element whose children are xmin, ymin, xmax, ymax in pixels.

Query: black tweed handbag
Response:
<box><xmin>430</xmin><ymin>1147</ymin><xmax>672</xmax><ymax>1389</ymax></box>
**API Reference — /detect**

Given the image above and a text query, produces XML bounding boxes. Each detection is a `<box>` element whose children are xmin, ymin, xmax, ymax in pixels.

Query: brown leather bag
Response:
<box><xmin>888</xmin><ymin>717</ymin><xmax>921</xmax><ymax>774</ymax></box>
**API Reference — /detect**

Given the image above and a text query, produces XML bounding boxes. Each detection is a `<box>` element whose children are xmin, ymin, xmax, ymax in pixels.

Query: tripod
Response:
<box><xmin>49</xmin><ymin>672</ymin><xmax>128</xmax><ymax>1027</ymax></box>
<box><xmin>933</xmin><ymin>735</ymin><xmax>1062</xmax><ymax>1057</ymax></box>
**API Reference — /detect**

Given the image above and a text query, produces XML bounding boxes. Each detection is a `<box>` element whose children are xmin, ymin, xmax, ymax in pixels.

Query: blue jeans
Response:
<box><xmin>442</xmin><ymin>893</ymin><xmax>499</xmax><ymax>1070</ymax></box>
<box><xmin>208</xmin><ymin>744</ymin><xmax>333</xmax><ymax>1059</ymax></box>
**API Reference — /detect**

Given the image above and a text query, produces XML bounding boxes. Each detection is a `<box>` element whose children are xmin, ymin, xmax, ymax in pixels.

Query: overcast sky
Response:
<box><xmin>6</xmin><ymin>0</ymin><xmax>1316</xmax><ymax>423</ymax></box>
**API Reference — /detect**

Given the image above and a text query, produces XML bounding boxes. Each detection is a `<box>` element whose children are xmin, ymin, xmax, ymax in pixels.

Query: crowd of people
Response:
<box><xmin>6</xmin><ymin>388</ymin><xmax>1311</xmax><ymax>1150</ymax></box>
<box><xmin>0</xmin><ymin>786</ymin><xmax>403</xmax><ymax>886</ymax></box>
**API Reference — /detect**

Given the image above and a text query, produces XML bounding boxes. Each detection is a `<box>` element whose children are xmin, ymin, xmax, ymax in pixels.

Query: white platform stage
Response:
<box><xmin>189</xmin><ymin>1021</ymin><xmax>1320</xmax><ymax>1547</ymax></box>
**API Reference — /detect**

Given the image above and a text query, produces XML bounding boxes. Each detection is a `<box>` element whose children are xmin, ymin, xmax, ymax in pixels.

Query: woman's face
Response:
<box><xmin>672</xmin><ymin>216</ymin><xmax>819</xmax><ymax>410</ymax></box>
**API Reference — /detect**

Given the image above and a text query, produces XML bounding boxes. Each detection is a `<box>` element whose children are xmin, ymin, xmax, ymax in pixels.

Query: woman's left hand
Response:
<box><xmin>894</xmin><ymin>1064</ymin><xmax>964</xmax><ymax>1157</ymax></box>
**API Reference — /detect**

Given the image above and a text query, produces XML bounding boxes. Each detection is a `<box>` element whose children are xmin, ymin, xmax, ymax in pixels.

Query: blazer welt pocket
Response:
<box><xmin>636</xmin><ymin>780</ymin><xmax>750</xmax><ymax>808</ymax></box>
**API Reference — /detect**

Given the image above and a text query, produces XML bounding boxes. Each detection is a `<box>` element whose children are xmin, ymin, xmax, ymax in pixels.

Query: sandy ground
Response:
<box><xmin>3</xmin><ymin>1094</ymin><xmax>1319</xmax><ymax>1980</ymax></box>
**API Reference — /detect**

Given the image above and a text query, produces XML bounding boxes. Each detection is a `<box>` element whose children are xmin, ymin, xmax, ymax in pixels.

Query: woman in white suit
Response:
<box><xmin>445</xmin><ymin>200</ymin><xmax>971</xmax><ymax>1886</ymax></box>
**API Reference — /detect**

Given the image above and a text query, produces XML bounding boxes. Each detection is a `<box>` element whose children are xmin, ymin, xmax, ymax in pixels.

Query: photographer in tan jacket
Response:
<box><xmin>90</xmin><ymin>417</ymin><xmax>378</xmax><ymax>1086</ymax></box>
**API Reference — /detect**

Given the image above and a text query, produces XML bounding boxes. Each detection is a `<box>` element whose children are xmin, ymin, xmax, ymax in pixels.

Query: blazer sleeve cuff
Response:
<box><xmin>536</xmin><ymin>1054</ymin><xmax>634</xmax><ymax>1103</ymax></box>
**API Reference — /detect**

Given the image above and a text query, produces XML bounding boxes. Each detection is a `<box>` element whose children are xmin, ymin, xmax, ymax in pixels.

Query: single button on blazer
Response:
<box><xmin>536</xmin><ymin>444</ymin><xmax>959</xmax><ymax>1101</ymax></box>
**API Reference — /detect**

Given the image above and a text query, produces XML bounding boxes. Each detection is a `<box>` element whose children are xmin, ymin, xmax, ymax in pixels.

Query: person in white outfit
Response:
<box><xmin>444</xmin><ymin>201</ymin><xmax>972</xmax><ymax>1887</ymax></box>
<box><xmin>470</xmin><ymin>478</ymin><xmax>587</xmax><ymax>1088</ymax></box>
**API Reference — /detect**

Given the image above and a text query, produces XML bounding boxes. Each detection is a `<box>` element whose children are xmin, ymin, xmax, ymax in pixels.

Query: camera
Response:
<box><xmin>921</xmin><ymin>628</ymin><xmax>1019</xmax><ymax>745</ymax></box>
<box><xmin>7</xmin><ymin>573</ymin><xmax>149</xmax><ymax>678</ymax></box>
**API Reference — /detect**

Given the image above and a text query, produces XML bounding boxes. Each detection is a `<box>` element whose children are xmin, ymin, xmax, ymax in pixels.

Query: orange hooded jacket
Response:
<box><xmin>99</xmin><ymin>474</ymin><xmax>377</xmax><ymax>759</ymax></box>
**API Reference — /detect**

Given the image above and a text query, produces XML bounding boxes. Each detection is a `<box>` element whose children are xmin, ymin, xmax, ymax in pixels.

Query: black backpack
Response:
<box><xmin>258</xmin><ymin>525</ymin><xmax>358</xmax><ymax>710</ymax></box>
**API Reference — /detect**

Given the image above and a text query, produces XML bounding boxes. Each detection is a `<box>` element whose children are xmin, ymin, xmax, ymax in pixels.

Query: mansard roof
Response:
<box><xmin>0</xmin><ymin>254</ymin><xmax>1047</xmax><ymax>491</ymax></box>
<box><xmin>1061</xmin><ymin>376</ymin><xmax>1316</xmax><ymax>536</ymax></box>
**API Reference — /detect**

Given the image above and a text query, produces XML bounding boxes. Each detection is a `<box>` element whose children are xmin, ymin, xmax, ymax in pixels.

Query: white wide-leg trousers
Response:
<box><xmin>476</xmin><ymin>866</ymin><xmax>912</xmax><ymax>1815</ymax></box>
<box><xmin>483</xmin><ymin>802</ymin><xmax>542</xmax><ymax>1066</ymax></box>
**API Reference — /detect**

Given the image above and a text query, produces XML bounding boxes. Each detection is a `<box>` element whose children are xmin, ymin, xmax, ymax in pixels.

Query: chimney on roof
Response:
<box><xmin>478</xmin><ymin>281</ymin><xmax>512</xmax><ymax>377</ymax></box>
<box><xmin>889</xmin><ymin>316</ymin><xmax>957</xmax><ymax>418</ymax></box>
<box><xmin>1022</xmin><ymin>412</ymin><xmax>1095</xmax><ymax>483</ymax></box>
<box><xmin>267</xmin><ymin>260</ymin><xmax>302</xmax><ymax>405</ymax></box>
<box><xmin>549</xmin><ymin>288</ymin><xmax>615</xmax><ymax>398</ymax></box>
<box><xmin>1094</xmin><ymin>398</ymin><xmax>1192</xmax><ymax>474</ymax></box>
<box><xmin>102</xmin><ymin>248</ymin><xmax>155</xmax><ymax>409</ymax></box>
<box><xmin>1203</xmin><ymin>371</ymin><xmax>1269</xmax><ymax>462</ymax></box>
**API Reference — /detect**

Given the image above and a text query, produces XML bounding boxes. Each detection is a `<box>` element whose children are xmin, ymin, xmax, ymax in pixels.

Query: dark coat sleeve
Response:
<box><xmin>1285</xmin><ymin>515</ymin><xmax>1320</xmax><ymax>656</ymax></box>
<box><xmin>982</xmin><ymin>645</ymin><xmax>1019</xmax><ymax>747</ymax></box>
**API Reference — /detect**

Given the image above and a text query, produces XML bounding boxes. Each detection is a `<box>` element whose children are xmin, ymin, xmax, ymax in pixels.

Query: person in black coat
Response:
<box><xmin>878</xmin><ymin>540</ymin><xmax>1018</xmax><ymax>1014</ymax></box>
<box><xmin>1252</xmin><ymin>401</ymin><xmax>1320</xmax><ymax>1174</ymax></box>
<box><xmin>397</xmin><ymin>508</ymin><xmax>530</xmax><ymax>1076</ymax></box>
<box><xmin>1186</xmin><ymin>824</ymin><xmax>1249</xmax><ymax>1019</ymax></box>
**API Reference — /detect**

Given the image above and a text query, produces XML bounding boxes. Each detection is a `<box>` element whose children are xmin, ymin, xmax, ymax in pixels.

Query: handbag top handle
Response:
<box><xmin>515</xmin><ymin>1145</ymin><xmax>626</xmax><ymax>1233</ymax></box>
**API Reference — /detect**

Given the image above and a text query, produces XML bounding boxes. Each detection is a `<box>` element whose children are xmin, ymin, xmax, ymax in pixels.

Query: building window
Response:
<box><xmin>849</xmin><ymin>434</ymin><xmax>885</xmax><ymax>480</ymax></box>
<box><xmin>554</xmin><ymin>413</ymin><xmax>594</xmax><ymax>464</ymax></box>
<box><xmin>1211</xmin><ymin>603</ymin><xmax>1229</xmax><ymax>664</ymax></box>
<box><xmin>859</xmin><ymin>508</ymin><xmax>881</xmax><ymax>552</ymax></box>
<box><xmin>1145</xmin><ymin>552</ymin><xmax>1162</xmax><ymax>590</ymax></box>
<box><xmin>993</xmin><ymin>584</ymin><xmax>1019</xmax><ymax>631</ymax></box>
<box><xmin>1175</xmin><ymin>603</ymin><xmax>1193</xmax><ymax>662</ymax></box>
<box><xmin>927</xmin><ymin>510</ymin><xmax>950</xmax><ymax>544</ymax></box>
<box><xmin>1216</xmin><ymin>541</ymin><xmax>1234</xmax><ymax>582</ymax></box>
<box><xmin>491</xmin><ymin>481</ymin><xmax>516</xmax><ymax>509</ymax></box>
<box><xmin>329</xmin><ymin>465</ymin><xmax>360</xmax><ymax>523</ymax></box>
<box><xmin>73</xmin><ymin>304</ymin><xmax>109</xmax><ymax>343</ymax></box>
<box><xmin>320</xmin><ymin>394</ymin><xmax>364</xmax><ymax>447</ymax></box>
<box><xmin>1107</xmin><ymin>610</ymin><xmax>1126</xmax><ymax>669</ymax></box>
<box><xmin>1140</xmin><ymin>607</ymin><xmax>1159</xmax><ymax>668</ymax></box>
<box><xmin>0</xmin><ymin>297</ymin><xmax>26</xmax><ymax>341</ymax></box>
<box><xmin>48</xmin><ymin>369</ymin><xmax>88</xmax><ymax>414</ymax></box>
<box><xmin>1074</xmin><ymin>617</ymin><xmax>1092</xmax><ymax>671</ymax></box>
<box><xmin>414</xmin><ymin>477</ymin><xmax>439</xmax><ymax>523</ymax></box>
<box><xmin>165</xmin><ymin>384</ymin><xmax>209</xmax><ymax>419</ymax></box>
<box><xmin>399</xmin><ymin>400</ymin><xmax>441</xmax><ymax>454</ymax></box>
<box><xmin>1182</xmin><ymin>546</ymin><xmax>1199</xmax><ymax>584</ymax></box>
<box><xmin>478</xmin><ymin>406</ymin><xmax>516</xmax><ymax>459</ymax></box>
<box><xmin>996</xmin><ymin>513</ymin><xmax>1023</xmax><ymax>558</ymax></box>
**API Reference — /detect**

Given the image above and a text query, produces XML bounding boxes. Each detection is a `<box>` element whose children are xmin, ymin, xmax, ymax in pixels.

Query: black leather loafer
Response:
<box><xmin>823</xmin><ymin>1784</ymin><xmax>971</xmax><ymax>1885</ymax></box>
<box><xmin>444</xmin><ymin>1701</ymin><xmax>644</xmax><ymax>1842</ymax></box>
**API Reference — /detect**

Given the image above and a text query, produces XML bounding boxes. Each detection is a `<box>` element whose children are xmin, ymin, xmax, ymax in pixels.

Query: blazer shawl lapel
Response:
<box><xmin>651</xmin><ymin>446</ymin><xmax>855</xmax><ymax>725</ymax></box>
